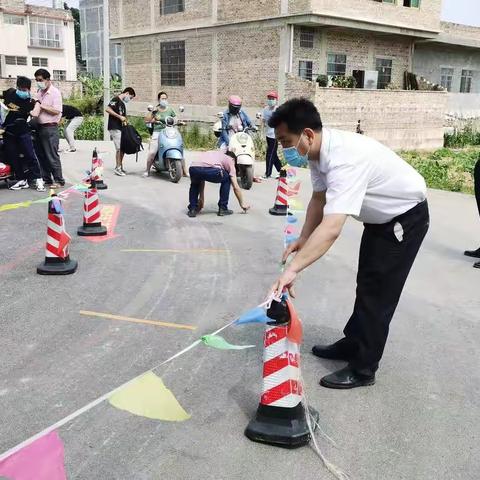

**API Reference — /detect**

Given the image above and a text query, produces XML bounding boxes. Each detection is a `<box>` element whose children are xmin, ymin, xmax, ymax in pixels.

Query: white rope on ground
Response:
<box><xmin>0</xmin><ymin>318</ymin><xmax>237</xmax><ymax>463</ymax></box>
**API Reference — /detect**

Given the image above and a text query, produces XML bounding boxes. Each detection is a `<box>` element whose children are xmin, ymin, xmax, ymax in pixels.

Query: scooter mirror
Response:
<box><xmin>147</xmin><ymin>105</ymin><xmax>154</xmax><ymax>112</ymax></box>
<box><xmin>256</xmin><ymin>112</ymin><xmax>262</xmax><ymax>119</ymax></box>
<box><xmin>179</xmin><ymin>105</ymin><xmax>185</xmax><ymax>113</ymax></box>
<box><xmin>217</xmin><ymin>112</ymin><xmax>224</xmax><ymax>119</ymax></box>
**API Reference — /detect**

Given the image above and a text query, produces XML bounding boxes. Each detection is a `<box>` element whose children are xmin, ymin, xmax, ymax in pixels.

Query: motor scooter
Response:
<box><xmin>213</xmin><ymin>112</ymin><xmax>260</xmax><ymax>190</ymax></box>
<box><xmin>152</xmin><ymin>106</ymin><xmax>186</xmax><ymax>183</ymax></box>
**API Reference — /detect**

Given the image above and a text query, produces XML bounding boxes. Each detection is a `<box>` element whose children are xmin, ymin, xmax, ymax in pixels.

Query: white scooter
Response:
<box><xmin>213</xmin><ymin>112</ymin><xmax>260</xmax><ymax>190</ymax></box>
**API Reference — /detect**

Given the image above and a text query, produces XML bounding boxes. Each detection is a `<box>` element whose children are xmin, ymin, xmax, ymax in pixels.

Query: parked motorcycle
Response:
<box><xmin>213</xmin><ymin>112</ymin><xmax>259</xmax><ymax>190</ymax></box>
<box><xmin>152</xmin><ymin>106</ymin><xmax>186</xmax><ymax>183</ymax></box>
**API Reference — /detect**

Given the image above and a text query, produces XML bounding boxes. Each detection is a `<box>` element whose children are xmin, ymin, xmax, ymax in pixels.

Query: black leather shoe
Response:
<box><xmin>320</xmin><ymin>366</ymin><xmax>375</xmax><ymax>390</ymax></box>
<box><xmin>312</xmin><ymin>340</ymin><xmax>353</xmax><ymax>361</ymax></box>
<box><xmin>464</xmin><ymin>247</ymin><xmax>480</xmax><ymax>258</ymax></box>
<box><xmin>187</xmin><ymin>209</ymin><xmax>196</xmax><ymax>218</ymax></box>
<box><xmin>474</xmin><ymin>261</ymin><xmax>480</xmax><ymax>269</ymax></box>
<box><xmin>218</xmin><ymin>208</ymin><xmax>233</xmax><ymax>216</ymax></box>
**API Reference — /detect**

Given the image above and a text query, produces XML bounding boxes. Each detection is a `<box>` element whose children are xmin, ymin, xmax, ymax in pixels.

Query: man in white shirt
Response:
<box><xmin>269</xmin><ymin>98</ymin><xmax>429</xmax><ymax>389</ymax></box>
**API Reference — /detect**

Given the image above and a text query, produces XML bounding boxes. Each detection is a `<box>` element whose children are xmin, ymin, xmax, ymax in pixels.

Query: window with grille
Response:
<box><xmin>460</xmin><ymin>69</ymin><xmax>473</xmax><ymax>93</ymax></box>
<box><xmin>298</xmin><ymin>60</ymin><xmax>313</xmax><ymax>81</ymax></box>
<box><xmin>160</xmin><ymin>0</ymin><xmax>184</xmax><ymax>15</ymax></box>
<box><xmin>4</xmin><ymin>14</ymin><xmax>25</xmax><ymax>25</ymax></box>
<box><xmin>29</xmin><ymin>17</ymin><xmax>63</xmax><ymax>48</ymax></box>
<box><xmin>299</xmin><ymin>27</ymin><xmax>314</xmax><ymax>49</ymax></box>
<box><xmin>327</xmin><ymin>54</ymin><xmax>347</xmax><ymax>77</ymax></box>
<box><xmin>53</xmin><ymin>70</ymin><xmax>66</xmax><ymax>81</ymax></box>
<box><xmin>32</xmin><ymin>57</ymin><xmax>48</xmax><ymax>67</ymax></box>
<box><xmin>161</xmin><ymin>41</ymin><xmax>185</xmax><ymax>86</ymax></box>
<box><xmin>373</xmin><ymin>0</ymin><xmax>396</xmax><ymax>3</ymax></box>
<box><xmin>5</xmin><ymin>56</ymin><xmax>27</xmax><ymax>65</ymax></box>
<box><xmin>403</xmin><ymin>0</ymin><xmax>420</xmax><ymax>6</ymax></box>
<box><xmin>375</xmin><ymin>58</ymin><xmax>392</xmax><ymax>89</ymax></box>
<box><xmin>440</xmin><ymin>68</ymin><xmax>454</xmax><ymax>91</ymax></box>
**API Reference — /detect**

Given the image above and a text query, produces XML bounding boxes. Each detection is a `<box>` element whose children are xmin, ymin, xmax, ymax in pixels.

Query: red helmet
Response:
<box><xmin>267</xmin><ymin>91</ymin><xmax>278</xmax><ymax>99</ymax></box>
<box><xmin>228</xmin><ymin>95</ymin><xmax>242</xmax><ymax>106</ymax></box>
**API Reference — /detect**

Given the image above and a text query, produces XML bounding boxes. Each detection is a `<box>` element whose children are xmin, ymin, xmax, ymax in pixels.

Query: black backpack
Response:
<box><xmin>121</xmin><ymin>124</ymin><xmax>143</xmax><ymax>161</ymax></box>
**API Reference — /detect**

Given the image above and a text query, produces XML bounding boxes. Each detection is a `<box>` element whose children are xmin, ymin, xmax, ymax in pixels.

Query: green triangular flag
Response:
<box><xmin>201</xmin><ymin>334</ymin><xmax>255</xmax><ymax>350</ymax></box>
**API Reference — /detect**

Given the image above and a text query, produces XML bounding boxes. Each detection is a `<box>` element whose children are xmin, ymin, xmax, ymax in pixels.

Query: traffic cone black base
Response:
<box><xmin>77</xmin><ymin>222</ymin><xmax>107</xmax><ymax>236</ymax></box>
<box><xmin>269</xmin><ymin>205</ymin><xmax>287</xmax><ymax>216</ymax></box>
<box><xmin>95</xmin><ymin>180</ymin><xmax>108</xmax><ymax>190</ymax></box>
<box><xmin>245</xmin><ymin>403</ymin><xmax>319</xmax><ymax>449</ymax></box>
<box><xmin>37</xmin><ymin>256</ymin><xmax>78</xmax><ymax>275</ymax></box>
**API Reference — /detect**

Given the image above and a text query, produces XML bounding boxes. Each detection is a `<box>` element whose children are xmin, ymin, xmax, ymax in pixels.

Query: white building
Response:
<box><xmin>0</xmin><ymin>0</ymin><xmax>76</xmax><ymax>82</ymax></box>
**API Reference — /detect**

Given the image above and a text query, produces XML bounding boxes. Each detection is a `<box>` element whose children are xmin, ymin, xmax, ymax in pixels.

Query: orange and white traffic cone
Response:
<box><xmin>245</xmin><ymin>298</ymin><xmax>318</xmax><ymax>448</ymax></box>
<box><xmin>37</xmin><ymin>195</ymin><xmax>77</xmax><ymax>275</ymax></box>
<box><xmin>268</xmin><ymin>169</ymin><xmax>288</xmax><ymax>216</ymax></box>
<box><xmin>77</xmin><ymin>180</ymin><xmax>107</xmax><ymax>236</ymax></box>
<box><xmin>90</xmin><ymin>148</ymin><xmax>107</xmax><ymax>190</ymax></box>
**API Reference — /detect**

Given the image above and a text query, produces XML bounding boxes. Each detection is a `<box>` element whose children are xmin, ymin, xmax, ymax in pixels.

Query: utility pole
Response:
<box><xmin>103</xmin><ymin>0</ymin><xmax>110</xmax><ymax>141</ymax></box>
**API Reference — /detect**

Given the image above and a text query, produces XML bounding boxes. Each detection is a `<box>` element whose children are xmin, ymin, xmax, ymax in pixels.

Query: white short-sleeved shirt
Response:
<box><xmin>309</xmin><ymin>128</ymin><xmax>427</xmax><ymax>224</ymax></box>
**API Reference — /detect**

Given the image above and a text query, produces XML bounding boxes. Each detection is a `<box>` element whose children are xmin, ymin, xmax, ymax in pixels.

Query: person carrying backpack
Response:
<box><xmin>105</xmin><ymin>87</ymin><xmax>136</xmax><ymax>176</ymax></box>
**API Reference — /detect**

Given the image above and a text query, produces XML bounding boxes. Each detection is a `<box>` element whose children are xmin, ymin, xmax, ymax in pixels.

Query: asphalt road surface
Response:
<box><xmin>0</xmin><ymin>140</ymin><xmax>478</xmax><ymax>480</ymax></box>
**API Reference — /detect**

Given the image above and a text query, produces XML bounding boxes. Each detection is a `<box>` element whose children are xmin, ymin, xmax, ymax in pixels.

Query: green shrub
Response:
<box><xmin>444</xmin><ymin>124</ymin><xmax>480</xmax><ymax>148</ymax></box>
<box><xmin>74</xmin><ymin>115</ymin><xmax>103</xmax><ymax>141</ymax></box>
<box><xmin>182</xmin><ymin>123</ymin><xmax>217</xmax><ymax>151</ymax></box>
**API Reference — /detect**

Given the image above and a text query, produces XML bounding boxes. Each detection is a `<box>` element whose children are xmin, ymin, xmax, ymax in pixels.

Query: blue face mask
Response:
<box><xmin>159</xmin><ymin>100</ymin><xmax>168</xmax><ymax>108</ymax></box>
<box><xmin>267</xmin><ymin>99</ymin><xmax>276</xmax><ymax>107</ymax></box>
<box><xmin>282</xmin><ymin>134</ymin><xmax>310</xmax><ymax>167</ymax></box>
<box><xmin>123</xmin><ymin>95</ymin><xmax>130</xmax><ymax>104</ymax></box>
<box><xmin>16</xmin><ymin>89</ymin><xmax>31</xmax><ymax>100</ymax></box>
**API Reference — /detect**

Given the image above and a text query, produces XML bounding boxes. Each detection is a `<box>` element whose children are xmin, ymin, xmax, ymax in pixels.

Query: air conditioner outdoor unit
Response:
<box><xmin>364</xmin><ymin>71</ymin><xmax>379</xmax><ymax>90</ymax></box>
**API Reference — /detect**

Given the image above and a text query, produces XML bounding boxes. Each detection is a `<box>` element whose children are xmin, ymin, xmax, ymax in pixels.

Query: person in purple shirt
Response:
<box><xmin>187</xmin><ymin>150</ymin><xmax>250</xmax><ymax>217</ymax></box>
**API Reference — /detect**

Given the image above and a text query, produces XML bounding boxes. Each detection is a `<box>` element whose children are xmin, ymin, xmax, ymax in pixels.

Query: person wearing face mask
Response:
<box><xmin>262</xmin><ymin>91</ymin><xmax>282</xmax><ymax>179</ymax></box>
<box><xmin>105</xmin><ymin>87</ymin><xmax>136</xmax><ymax>176</ymax></box>
<box><xmin>143</xmin><ymin>91</ymin><xmax>185</xmax><ymax>177</ymax></box>
<box><xmin>268</xmin><ymin>98</ymin><xmax>429</xmax><ymax>390</ymax></box>
<box><xmin>0</xmin><ymin>76</ymin><xmax>45</xmax><ymax>192</ymax></box>
<box><xmin>464</xmin><ymin>159</ymin><xmax>480</xmax><ymax>269</ymax></box>
<box><xmin>218</xmin><ymin>95</ymin><xmax>253</xmax><ymax>148</ymax></box>
<box><xmin>34</xmin><ymin>69</ymin><xmax>64</xmax><ymax>188</ymax></box>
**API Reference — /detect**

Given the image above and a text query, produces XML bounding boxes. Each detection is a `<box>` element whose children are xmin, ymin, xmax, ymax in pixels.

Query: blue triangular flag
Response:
<box><xmin>235</xmin><ymin>307</ymin><xmax>270</xmax><ymax>325</ymax></box>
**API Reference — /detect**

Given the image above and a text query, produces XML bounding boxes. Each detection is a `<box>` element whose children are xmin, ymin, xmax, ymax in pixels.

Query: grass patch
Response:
<box><xmin>400</xmin><ymin>147</ymin><xmax>478</xmax><ymax>194</ymax></box>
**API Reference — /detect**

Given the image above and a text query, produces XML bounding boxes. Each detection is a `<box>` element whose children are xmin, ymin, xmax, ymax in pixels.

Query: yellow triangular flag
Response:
<box><xmin>109</xmin><ymin>372</ymin><xmax>190</xmax><ymax>422</ymax></box>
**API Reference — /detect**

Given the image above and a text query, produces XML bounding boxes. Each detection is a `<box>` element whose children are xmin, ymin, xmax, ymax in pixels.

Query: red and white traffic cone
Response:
<box><xmin>37</xmin><ymin>195</ymin><xmax>77</xmax><ymax>275</ymax></box>
<box><xmin>90</xmin><ymin>148</ymin><xmax>107</xmax><ymax>190</ymax></box>
<box><xmin>268</xmin><ymin>169</ymin><xmax>288</xmax><ymax>216</ymax></box>
<box><xmin>77</xmin><ymin>180</ymin><xmax>107</xmax><ymax>236</ymax></box>
<box><xmin>245</xmin><ymin>299</ymin><xmax>318</xmax><ymax>448</ymax></box>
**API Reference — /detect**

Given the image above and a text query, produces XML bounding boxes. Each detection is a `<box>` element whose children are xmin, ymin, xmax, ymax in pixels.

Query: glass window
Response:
<box><xmin>403</xmin><ymin>0</ymin><xmax>420</xmax><ymax>7</ymax></box>
<box><xmin>298</xmin><ymin>60</ymin><xmax>313</xmax><ymax>81</ymax></box>
<box><xmin>160</xmin><ymin>0</ymin><xmax>184</xmax><ymax>15</ymax></box>
<box><xmin>53</xmin><ymin>70</ymin><xmax>66</xmax><ymax>81</ymax></box>
<box><xmin>460</xmin><ymin>69</ymin><xmax>473</xmax><ymax>93</ymax></box>
<box><xmin>29</xmin><ymin>17</ymin><xmax>63</xmax><ymax>48</ymax></box>
<box><xmin>327</xmin><ymin>53</ymin><xmax>347</xmax><ymax>77</ymax></box>
<box><xmin>32</xmin><ymin>57</ymin><xmax>48</xmax><ymax>67</ymax></box>
<box><xmin>299</xmin><ymin>27</ymin><xmax>314</xmax><ymax>49</ymax></box>
<box><xmin>161</xmin><ymin>41</ymin><xmax>185</xmax><ymax>86</ymax></box>
<box><xmin>440</xmin><ymin>68</ymin><xmax>454</xmax><ymax>91</ymax></box>
<box><xmin>375</xmin><ymin>58</ymin><xmax>393</xmax><ymax>89</ymax></box>
<box><xmin>5</xmin><ymin>56</ymin><xmax>27</xmax><ymax>65</ymax></box>
<box><xmin>4</xmin><ymin>14</ymin><xmax>25</xmax><ymax>25</ymax></box>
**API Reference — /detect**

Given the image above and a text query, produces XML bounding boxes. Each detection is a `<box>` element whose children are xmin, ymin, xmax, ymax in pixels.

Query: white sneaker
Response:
<box><xmin>121</xmin><ymin>167</ymin><xmax>127</xmax><ymax>174</ymax></box>
<box><xmin>142</xmin><ymin>171</ymin><xmax>149</xmax><ymax>178</ymax></box>
<box><xmin>114</xmin><ymin>167</ymin><xmax>125</xmax><ymax>177</ymax></box>
<box><xmin>64</xmin><ymin>148</ymin><xmax>76</xmax><ymax>153</ymax></box>
<box><xmin>10</xmin><ymin>179</ymin><xmax>29</xmax><ymax>190</ymax></box>
<box><xmin>35</xmin><ymin>179</ymin><xmax>46</xmax><ymax>192</ymax></box>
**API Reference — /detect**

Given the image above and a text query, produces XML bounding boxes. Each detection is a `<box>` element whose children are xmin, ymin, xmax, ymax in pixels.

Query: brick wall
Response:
<box><xmin>122</xmin><ymin>37</ymin><xmax>154</xmax><ymax>101</ymax></box>
<box><xmin>314</xmin><ymin>87</ymin><xmax>447</xmax><ymax>150</ymax></box>
<box><xmin>153</xmin><ymin>0</ymin><xmax>211</xmax><ymax>28</ymax></box>
<box><xmin>110</xmin><ymin>0</ymin><xmax>121</xmax><ymax>36</ymax></box>
<box><xmin>216</xmin><ymin>26</ymin><xmax>281</xmax><ymax>106</ymax></box>
<box><xmin>441</xmin><ymin>21</ymin><xmax>480</xmax><ymax>42</ymax></box>
<box><xmin>310</xmin><ymin>0</ymin><xmax>441</xmax><ymax>33</ymax></box>
<box><xmin>217</xmin><ymin>0</ymin><xmax>280</xmax><ymax>21</ymax></box>
<box><xmin>285</xmin><ymin>74</ymin><xmax>316</xmax><ymax>100</ymax></box>
<box><xmin>0</xmin><ymin>78</ymin><xmax>81</xmax><ymax>98</ymax></box>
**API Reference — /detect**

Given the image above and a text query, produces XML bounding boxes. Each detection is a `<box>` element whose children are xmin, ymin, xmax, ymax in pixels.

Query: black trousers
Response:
<box><xmin>342</xmin><ymin>200</ymin><xmax>430</xmax><ymax>376</ymax></box>
<box><xmin>265</xmin><ymin>137</ymin><xmax>282</xmax><ymax>177</ymax></box>
<box><xmin>474</xmin><ymin>160</ymin><xmax>480</xmax><ymax>218</ymax></box>
<box><xmin>3</xmin><ymin>131</ymin><xmax>42</xmax><ymax>181</ymax></box>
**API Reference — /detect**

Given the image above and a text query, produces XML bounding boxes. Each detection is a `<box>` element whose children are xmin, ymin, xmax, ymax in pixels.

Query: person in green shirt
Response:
<box><xmin>143</xmin><ymin>91</ymin><xmax>187</xmax><ymax>177</ymax></box>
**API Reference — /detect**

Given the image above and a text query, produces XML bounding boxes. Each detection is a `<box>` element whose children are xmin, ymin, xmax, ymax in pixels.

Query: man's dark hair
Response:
<box><xmin>122</xmin><ymin>87</ymin><xmax>136</xmax><ymax>97</ymax></box>
<box><xmin>34</xmin><ymin>69</ymin><xmax>50</xmax><ymax>80</ymax></box>
<box><xmin>157</xmin><ymin>91</ymin><xmax>168</xmax><ymax>100</ymax></box>
<box><xmin>268</xmin><ymin>98</ymin><xmax>322</xmax><ymax>134</ymax></box>
<box><xmin>16</xmin><ymin>76</ymin><xmax>31</xmax><ymax>89</ymax></box>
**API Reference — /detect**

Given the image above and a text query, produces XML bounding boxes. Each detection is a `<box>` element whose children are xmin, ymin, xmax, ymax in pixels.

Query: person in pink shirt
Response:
<box><xmin>187</xmin><ymin>150</ymin><xmax>250</xmax><ymax>217</ymax></box>
<box><xmin>34</xmin><ymin>69</ymin><xmax>64</xmax><ymax>188</ymax></box>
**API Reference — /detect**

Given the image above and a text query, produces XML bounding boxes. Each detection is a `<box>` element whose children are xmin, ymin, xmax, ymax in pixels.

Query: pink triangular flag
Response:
<box><xmin>0</xmin><ymin>431</ymin><xmax>66</xmax><ymax>480</ymax></box>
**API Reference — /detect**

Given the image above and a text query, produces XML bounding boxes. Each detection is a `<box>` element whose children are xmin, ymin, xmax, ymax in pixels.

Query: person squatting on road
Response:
<box><xmin>464</xmin><ymin>158</ymin><xmax>480</xmax><ymax>269</ymax></box>
<box><xmin>105</xmin><ymin>87</ymin><xmax>136</xmax><ymax>177</ymax></box>
<box><xmin>34</xmin><ymin>69</ymin><xmax>65</xmax><ymax>188</ymax></box>
<box><xmin>187</xmin><ymin>149</ymin><xmax>250</xmax><ymax>217</ymax></box>
<box><xmin>62</xmin><ymin>104</ymin><xmax>84</xmax><ymax>152</ymax></box>
<box><xmin>269</xmin><ymin>98</ymin><xmax>429</xmax><ymax>390</ymax></box>
<box><xmin>1</xmin><ymin>76</ymin><xmax>45</xmax><ymax>192</ymax></box>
